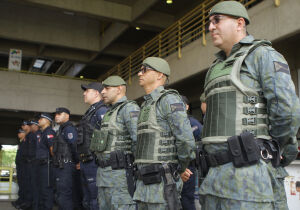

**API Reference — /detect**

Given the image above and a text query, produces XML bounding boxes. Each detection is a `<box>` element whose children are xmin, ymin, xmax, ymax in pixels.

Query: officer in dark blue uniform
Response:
<box><xmin>28</xmin><ymin>120</ymin><xmax>40</xmax><ymax>210</ymax></box>
<box><xmin>180</xmin><ymin>96</ymin><xmax>203</xmax><ymax>210</ymax></box>
<box><xmin>53</xmin><ymin>107</ymin><xmax>78</xmax><ymax>210</ymax></box>
<box><xmin>37</xmin><ymin>113</ymin><xmax>56</xmax><ymax>210</ymax></box>
<box><xmin>12</xmin><ymin>128</ymin><xmax>26</xmax><ymax>209</ymax></box>
<box><xmin>19</xmin><ymin>121</ymin><xmax>32</xmax><ymax>210</ymax></box>
<box><xmin>77</xmin><ymin>82</ymin><xmax>108</xmax><ymax>210</ymax></box>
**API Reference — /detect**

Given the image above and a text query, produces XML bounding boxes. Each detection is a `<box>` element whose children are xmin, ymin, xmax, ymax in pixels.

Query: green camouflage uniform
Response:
<box><xmin>96</xmin><ymin>96</ymin><xmax>140</xmax><ymax>210</ymax></box>
<box><xmin>199</xmin><ymin>35</ymin><xmax>300</xmax><ymax>209</ymax></box>
<box><xmin>133</xmin><ymin>86</ymin><xmax>195</xmax><ymax>210</ymax></box>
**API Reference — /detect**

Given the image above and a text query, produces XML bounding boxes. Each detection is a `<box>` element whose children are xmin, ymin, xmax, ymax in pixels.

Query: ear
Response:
<box><xmin>236</xmin><ymin>17</ymin><xmax>246</xmax><ymax>32</ymax></box>
<box><xmin>117</xmin><ymin>86</ymin><xmax>122</xmax><ymax>94</ymax></box>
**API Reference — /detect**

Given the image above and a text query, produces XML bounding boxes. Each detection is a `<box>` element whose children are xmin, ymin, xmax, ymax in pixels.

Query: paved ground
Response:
<box><xmin>0</xmin><ymin>201</ymin><xmax>16</xmax><ymax>210</ymax></box>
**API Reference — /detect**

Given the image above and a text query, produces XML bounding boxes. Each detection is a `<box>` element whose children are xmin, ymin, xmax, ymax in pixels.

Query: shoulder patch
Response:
<box><xmin>170</xmin><ymin>103</ymin><xmax>185</xmax><ymax>112</ymax></box>
<box><xmin>130</xmin><ymin>111</ymin><xmax>139</xmax><ymax>118</ymax></box>
<box><xmin>67</xmin><ymin>133</ymin><xmax>73</xmax><ymax>139</ymax></box>
<box><xmin>274</xmin><ymin>61</ymin><xmax>289</xmax><ymax>74</ymax></box>
<box><xmin>47</xmin><ymin>134</ymin><xmax>54</xmax><ymax>139</ymax></box>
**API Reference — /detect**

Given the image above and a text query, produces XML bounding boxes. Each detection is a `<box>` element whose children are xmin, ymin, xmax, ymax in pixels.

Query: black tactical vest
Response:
<box><xmin>53</xmin><ymin>121</ymin><xmax>74</xmax><ymax>164</ymax></box>
<box><xmin>77</xmin><ymin>101</ymin><xmax>106</xmax><ymax>155</ymax></box>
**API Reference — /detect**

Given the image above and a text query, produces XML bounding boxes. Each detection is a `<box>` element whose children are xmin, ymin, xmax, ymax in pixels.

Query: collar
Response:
<box><xmin>110</xmin><ymin>96</ymin><xmax>127</xmax><ymax>109</ymax></box>
<box><xmin>143</xmin><ymin>86</ymin><xmax>165</xmax><ymax>102</ymax></box>
<box><xmin>91</xmin><ymin>100</ymin><xmax>104</xmax><ymax>109</ymax></box>
<box><xmin>215</xmin><ymin>35</ymin><xmax>255</xmax><ymax>61</ymax></box>
<box><xmin>59</xmin><ymin>121</ymin><xmax>72</xmax><ymax>132</ymax></box>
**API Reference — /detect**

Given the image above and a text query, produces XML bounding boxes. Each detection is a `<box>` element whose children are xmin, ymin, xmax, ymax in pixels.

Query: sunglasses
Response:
<box><xmin>209</xmin><ymin>15</ymin><xmax>228</xmax><ymax>26</ymax></box>
<box><xmin>139</xmin><ymin>65</ymin><xmax>154</xmax><ymax>74</ymax></box>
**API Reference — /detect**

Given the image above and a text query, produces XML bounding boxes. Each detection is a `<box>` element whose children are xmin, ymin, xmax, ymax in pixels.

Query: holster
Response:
<box><xmin>139</xmin><ymin>164</ymin><xmax>162</xmax><ymax>185</ymax></box>
<box><xmin>110</xmin><ymin>150</ymin><xmax>126</xmax><ymax>169</ymax></box>
<box><xmin>264</xmin><ymin>140</ymin><xmax>281</xmax><ymax>167</ymax></box>
<box><xmin>195</xmin><ymin>141</ymin><xmax>209</xmax><ymax>180</ymax></box>
<box><xmin>162</xmin><ymin>163</ymin><xmax>180</xmax><ymax>210</ymax></box>
<box><xmin>228</xmin><ymin>132</ymin><xmax>260</xmax><ymax>168</ymax></box>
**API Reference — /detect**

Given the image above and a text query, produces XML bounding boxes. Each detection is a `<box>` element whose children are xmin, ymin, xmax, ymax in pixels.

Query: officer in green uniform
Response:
<box><xmin>90</xmin><ymin>76</ymin><xmax>140</xmax><ymax>210</ymax></box>
<box><xmin>198</xmin><ymin>1</ymin><xmax>300</xmax><ymax>209</ymax></box>
<box><xmin>133</xmin><ymin>57</ymin><xmax>195</xmax><ymax>210</ymax></box>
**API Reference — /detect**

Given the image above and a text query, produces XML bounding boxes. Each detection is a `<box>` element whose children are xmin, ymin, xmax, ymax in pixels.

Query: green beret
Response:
<box><xmin>209</xmin><ymin>1</ymin><xmax>250</xmax><ymax>25</ymax></box>
<box><xmin>142</xmin><ymin>57</ymin><xmax>171</xmax><ymax>76</ymax></box>
<box><xmin>102</xmin><ymin>75</ymin><xmax>126</xmax><ymax>87</ymax></box>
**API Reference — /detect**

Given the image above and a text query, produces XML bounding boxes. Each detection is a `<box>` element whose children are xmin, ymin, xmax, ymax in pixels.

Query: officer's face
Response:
<box><xmin>101</xmin><ymin>86</ymin><xmax>119</xmax><ymax>105</ymax></box>
<box><xmin>21</xmin><ymin>124</ymin><xmax>30</xmax><ymax>133</ymax></box>
<box><xmin>138</xmin><ymin>66</ymin><xmax>159</xmax><ymax>88</ymax></box>
<box><xmin>17</xmin><ymin>132</ymin><xmax>25</xmax><ymax>140</ymax></box>
<box><xmin>208</xmin><ymin>15</ymin><xmax>241</xmax><ymax>50</ymax></box>
<box><xmin>38</xmin><ymin>118</ymin><xmax>48</xmax><ymax>127</ymax></box>
<box><xmin>55</xmin><ymin>112</ymin><xmax>69</xmax><ymax>124</ymax></box>
<box><xmin>30</xmin><ymin>124</ymin><xmax>39</xmax><ymax>132</ymax></box>
<box><xmin>83</xmin><ymin>88</ymin><xmax>99</xmax><ymax>104</ymax></box>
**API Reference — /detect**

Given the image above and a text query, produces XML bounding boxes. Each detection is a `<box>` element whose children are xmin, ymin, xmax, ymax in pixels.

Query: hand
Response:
<box><xmin>76</xmin><ymin>163</ymin><xmax>80</xmax><ymax>170</ymax></box>
<box><xmin>180</xmin><ymin>168</ymin><xmax>193</xmax><ymax>182</ymax></box>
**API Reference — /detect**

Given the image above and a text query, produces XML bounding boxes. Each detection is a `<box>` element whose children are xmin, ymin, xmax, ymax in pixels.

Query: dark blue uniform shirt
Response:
<box><xmin>15</xmin><ymin>141</ymin><xmax>23</xmax><ymax>164</ymax></box>
<box><xmin>59</xmin><ymin>121</ymin><xmax>78</xmax><ymax>163</ymax></box>
<box><xmin>188</xmin><ymin>115</ymin><xmax>203</xmax><ymax>141</ymax></box>
<box><xmin>27</xmin><ymin>132</ymin><xmax>38</xmax><ymax>159</ymax></box>
<box><xmin>36</xmin><ymin>126</ymin><xmax>56</xmax><ymax>159</ymax></box>
<box><xmin>60</xmin><ymin>121</ymin><xmax>78</xmax><ymax>144</ymax></box>
<box><xmin>88</xmin><ymin>100</ymin><xmax>108</xmax><ymax>129</ymax></box>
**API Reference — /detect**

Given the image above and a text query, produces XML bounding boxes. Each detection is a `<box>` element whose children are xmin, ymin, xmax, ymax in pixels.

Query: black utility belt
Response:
<box><xmin>95</xmin><ymin>150</ymin><xmax>133</xmax><ymax>170</ymax></box>
<box><xmin>25</xmin><ymin>158</ymin><xmax>36</xmax><ymax>163</ymax></box>
<box><xmin>79</xmin><ymin>153</ymin><xmax>94</xmax><ymax>163</ymax></box>
<box><xmin>37</xmin><ymin>158</ymin><xmax>51</xmax><ymax>165</ymax></box>
<box><xmin>204</xmin><ymin>132</ymin><xmax>280</xmax><ymax>168</ymax></box>
<box><xmin>135</xmin><ymin>163</ymin><xmax>179</xmax><ymax>185</ymax></box>
<box><xmin>54</xmin><ymin>159</ymin><xmax>73</xmax><ymax>164</ymax></box>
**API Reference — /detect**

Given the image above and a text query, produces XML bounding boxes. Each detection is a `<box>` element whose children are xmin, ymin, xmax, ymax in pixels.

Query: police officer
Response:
<box><xmin>37</xmin><ymin>113</ymin><xmax>56</xmax><ymax>210</ymax></box>
<box><xmin>12</xmin><ymin>128</ymin><xmax>26</xmax><ymax>209</ymax></box>
<box><xmin>180</xmin><ymin>95</ymin><xmax>202</xmax><ymax>210</ymax></box>
<box><xmin>77</xmin><ymin>82</ymin><xmax>108</xmax><ymax>210</ymax></box>
<box><xmin>133</xmin><ymin>57</ymin><xmax>195</xmax><ymax>210</ymax></box>
<box><xmin>53</xmin><ymin>107</ymin><xmax>78</xmax><ymax>210</ymax></box>
<box><xmin>198</xmin><ymin>1</ymin><xmax>300</xmax><ymax>209</ymax></box>
<box><xmin>26</xmin><ymin>120</ymin><xmax>40</xmax><ymax>210</ymax></box>
<box><xmin>18</xmin><ymin>121</ymin><xmax>32</xmax><ymax>210</ymax></box>
<box><xmin>90</xmin><ymin>76</ymin><xmax>140</xmax><ymax>209</ymax></box>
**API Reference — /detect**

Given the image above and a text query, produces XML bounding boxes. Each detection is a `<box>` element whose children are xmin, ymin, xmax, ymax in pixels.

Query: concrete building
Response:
<box><xmin>0</xmin><ymin>0</ymin><xmax>300</xmax><ymax>209</ymax></box>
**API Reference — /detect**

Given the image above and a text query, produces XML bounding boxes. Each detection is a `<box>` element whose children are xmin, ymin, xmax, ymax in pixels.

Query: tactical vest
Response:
<box><xmin>135</xmin><ymin>89</ymin><xmax>179</xmax><ymax>164</ymax></box>
<box><xmin>90</xmin><ymin>100</ymin><xmax>135</xmax><ymax>158</ymax></box>
<box><xmin>202</xmin><ymin>40</ymin><xmax>272</xmax><ymax>144</ymax></box>
<box><xmin>77</xmin><ymin>102</ymin><xmax>106</xmax><ymax>155</ymax></box>
<box><xmin>53</xmin><ymin>122</ymin><xmax>73</xmax><ymax>163</ymax></box>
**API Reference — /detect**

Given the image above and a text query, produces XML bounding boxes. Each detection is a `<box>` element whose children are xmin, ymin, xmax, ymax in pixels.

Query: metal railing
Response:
<box><xmin>0</xmin><ymin>67</ymin><xmax>96</xmax><ymax>82</ymax></box>
<box><xmin>100</xmin><ymin>0</ymin><xmax>274</xmax><ymax>83</ymax></box>
<box><xmin>0</xmin><ymin>167</ymin><xmax>13</xmax><ymax>194</ymax></box>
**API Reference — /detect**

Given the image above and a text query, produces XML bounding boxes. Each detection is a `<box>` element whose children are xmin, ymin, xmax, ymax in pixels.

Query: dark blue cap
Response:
<box><xmin>22</xmin><ymin>121</ymin><xmax>30</xmax><ymax>126</ymax></box>
<box><xmin>30</xmin><ymin>120</ymin><xmax>39</xmax><ymax>126</ymax></box>
<box><xmin>81</xmin><ymin>82</ymin><xmax>104</xmax><ymax>93</ymax></box>
<box><xmin>40</xmin><ymin>113</ymin><xmax>53</xmax><ymax>122</ymax></box>
<box><xmin>18</xmin><ymin>129</ymin><xmax>25</xmax><ymax>133</ymax></box>
<box><xmin>55</xmin><ymin>107</ymin><xmax>70</xmax><ymax>115</ymax></box>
